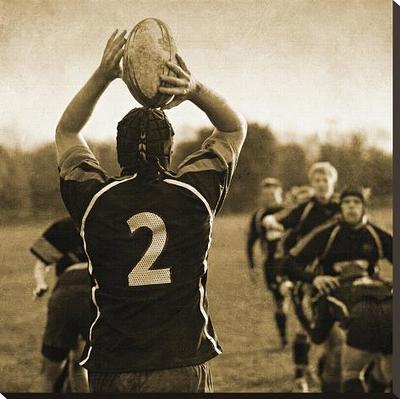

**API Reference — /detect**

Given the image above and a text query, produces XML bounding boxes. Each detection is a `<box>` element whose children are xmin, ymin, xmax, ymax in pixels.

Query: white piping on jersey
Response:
<box><xmin>164</xmin><ymin>178</ymin><xmax>221</xmax><ymax>354</ymax></box>
<box><xmin>163</xmin><ymin>178</ymin><xmax>214</xmax><ymax>218</ymax></box>
<box><xmin>319</xmin><ymin>224</ymin><xmax>341</xmax><ymax>260</ymax></box>
<box><xmin>79</xmin><ymin>174</ymin><xmax>138</xmax><ymax>367</ymax></box>
<box><xmin>79</xmin><ymin>280</ymin><xmax>100</xmax><ymax>366</ymax></box>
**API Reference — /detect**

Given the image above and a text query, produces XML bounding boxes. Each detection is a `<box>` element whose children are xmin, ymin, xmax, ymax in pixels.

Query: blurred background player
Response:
<box><xmin>265</xmin><ymin>162</ymin><xmax>340</xmax><ymax>391</ymax></box>
<box><xmin>54</xmin><ymin>31</ymin><xmax>247</xmax><ymax>392</ymax></box>
<box><xmin>246</xmin><ymin>177</ymin><xmax>289</xmax><ymax>348</ymax></box>
<box><xmin>284</xmin><ymin>187</ymin><xmax>392</xmax><ymax>392</ymax></box>
<box><xmin>295</xmin><ymin>263</ymin><xmax>392</xmax><ymax>392</ymax></box>
<box><xmin>288</xmin><ymin>185</ymin><xmax>315</xmax><ymax>207</ymax></box>
<box><xmin>30</xmin><ymin>217</ymin><xmax>90</xmax><ymax>392</ymax></box>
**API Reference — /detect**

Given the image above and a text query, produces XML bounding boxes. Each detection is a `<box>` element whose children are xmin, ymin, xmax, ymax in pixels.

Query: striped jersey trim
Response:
<box><xmin>31</xmin><ymin>238</ymin><xmax>63</xmax><ymax>265</ymax></box>
<box><xmin>79</xmin><ymin>174</ymin><xmax>137</xmax><ymax>366</ymax></box>
<box><xmin>289</xmin><ymin>220</ymin><xmax>338</xmax><ymax>257</ymax></box>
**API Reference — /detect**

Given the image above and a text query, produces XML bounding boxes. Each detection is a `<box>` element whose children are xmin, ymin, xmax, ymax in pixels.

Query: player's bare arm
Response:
<box><xmin>55</xmin><ymin>30</ymin><xmax>127</xmax><ymax>161</ymax></box>
<box><xmin>159</xmin><ymin>54</ymin><xmax>246</xmax><ymax>133</ymax></box>
<box><xmin>33</xmin><ymin>259</ymin><xmax>49</xmax><ymax>300</ymax></box>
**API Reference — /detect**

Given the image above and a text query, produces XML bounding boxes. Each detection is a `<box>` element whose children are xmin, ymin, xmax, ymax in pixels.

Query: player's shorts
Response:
<box><xmin>88</xmin><ymin>362</ymin><xmax>213</xmax><ymax>393</ymax></box>
<box><xmin>41</xmin><ymin>266</ymin><xmax>91</xmax><ymax>362</ymax></box>
<box><xmin>346</xmin><ymin>298</ymin><xmax>392</xmax><ymax>355</ymax></box>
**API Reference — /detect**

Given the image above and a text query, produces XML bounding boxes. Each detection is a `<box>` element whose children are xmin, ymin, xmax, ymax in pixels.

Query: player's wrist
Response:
<box><xmin>188</xmin><ymin>80</ymin><xmax>204</xmax><ymax>102</ymax></box>
<box><xmin>93</xmin><ymin>67</ymin><xmax>114</xmax><ymax>85</ymax></box>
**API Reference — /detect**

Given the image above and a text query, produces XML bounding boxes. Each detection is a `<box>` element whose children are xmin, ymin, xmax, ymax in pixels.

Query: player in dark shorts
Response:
<box><xmin>30</xmin><ymin>217</ymin><xmax>90</xmax><ymax>392</ymax></box>
<box><xmin>294</xmin><ymin>263</ymin><xmax>392</xmax><ymax>392</ymax></box>
<box><xmin>265</xmin><ymin>162</ymin><xmax>340</xmax><ymax>391</ymax></box>
<box><xmin>284</xmin><ymin>187</ymin><xmax>392</xmax><ymax>392</ymax></box>
<box><xmin>246</xmin><ymin>177</ymin><xmax>289</xmax><ymax>348</ymax></box>
<box><xmin>54</xmin><ymin>31</ymin><xmax>247</xmax><ymax>393</ymax></box>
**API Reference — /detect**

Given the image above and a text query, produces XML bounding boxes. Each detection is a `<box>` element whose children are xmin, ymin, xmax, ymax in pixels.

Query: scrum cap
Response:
<box><xmin>340</xmin><ymin>186</ymin><xmax>366</xmax><ymax>204</ymax></box>
<box><xmin>116</xmin><ymin>107</ymin><xmax>174</xmax><ymax>172</ymax></box>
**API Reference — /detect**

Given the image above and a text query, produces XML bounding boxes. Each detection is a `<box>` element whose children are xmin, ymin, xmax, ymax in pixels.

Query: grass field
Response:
<box><xmin>0</xmin><ymin>209</ymin><xmax>392</xmax><ymax>392</ymax></box>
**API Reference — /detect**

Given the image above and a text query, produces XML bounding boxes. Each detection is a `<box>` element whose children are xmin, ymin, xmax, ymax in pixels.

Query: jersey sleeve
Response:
<box><xmin>276</xmin><ymin>202</ymin><xmax>307</xmax><ymax>229</ymax></box>
<box><xmin>30</xmin><ymin>219</ymin><xmax>70</xmax><ymax>265</ymax></box>
<box><xmin>58</xmin><ymin>145</ymin><xmax>110</xmax><ymax>227</ymax></box>
<box><xmin>175</xmin><ymin>126</ymin><xmax>246</xmax><ymax>215</ymax></box>
<box><xmin>285</xmin><ymin>226</ymin><xmax>332</xmax><ymax>282</ymax></box>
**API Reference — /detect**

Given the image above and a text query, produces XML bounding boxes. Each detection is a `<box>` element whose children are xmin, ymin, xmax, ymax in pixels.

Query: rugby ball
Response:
<box><xmin>123</xmin><ymin>18</ymin><xmax>177</xmax><ymax>108</ymax></box>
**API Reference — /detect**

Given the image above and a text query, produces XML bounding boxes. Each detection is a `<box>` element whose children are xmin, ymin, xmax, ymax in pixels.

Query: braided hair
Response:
<box><xmin>116</xmin><ymin>107</ymin><xmax>174</xmax><ymax>178</ymax></box>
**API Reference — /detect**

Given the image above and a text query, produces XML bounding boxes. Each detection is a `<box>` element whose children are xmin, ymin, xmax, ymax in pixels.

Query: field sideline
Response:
<box><xmin>0</xmin><ymin>209</ymin><xmax>392</xmax><ymax>392</ymax></box>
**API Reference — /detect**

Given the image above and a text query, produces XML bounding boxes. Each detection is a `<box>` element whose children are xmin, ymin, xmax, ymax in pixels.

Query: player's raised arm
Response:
<box><xmin>55</xmin><ymin>30</ymin><xmax>127</xmax><ymax>161</ymax></box>
<box><xmin>159</xmin><ymin>54</ymin><xmax>246</xmax><ymax>134</ymax></box>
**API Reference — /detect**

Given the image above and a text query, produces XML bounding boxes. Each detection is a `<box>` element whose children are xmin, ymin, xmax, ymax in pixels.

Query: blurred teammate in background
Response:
<box><xmin>246</xmin><ymin>177</ymin><xmax>289</xmax><ymax>348</ymax></box>
<box><xmin>265</xmin><ymin>162</ymin><xmax>340</xmax><ymax>392</ymax></box>
<box><xmin>30</xmin><ymin>217</ymin><xmax>90</xmax><ymax>392</ymax></box>
<box><xmin>284</xmin><ymin>187</ymin><xmax>392</xmax><ymax>392</ymax></box>
<box><xmin>54</xmin><ymin>31</ymin><xmax>247</xmax><ymax>392</ymax></box>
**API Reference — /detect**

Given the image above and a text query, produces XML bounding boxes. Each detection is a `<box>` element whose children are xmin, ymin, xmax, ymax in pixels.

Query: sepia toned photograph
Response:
<box><xmin>0</xmin><ymin>0</ymin><xmax>394</xmax><ymax>394</ymax></box>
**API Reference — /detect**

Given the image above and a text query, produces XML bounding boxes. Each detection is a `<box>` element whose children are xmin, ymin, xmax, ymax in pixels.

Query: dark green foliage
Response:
<box><xmin>0</xmin><ymin>127</ymin><xmax>392</xmax><ymax>219</ymax></box>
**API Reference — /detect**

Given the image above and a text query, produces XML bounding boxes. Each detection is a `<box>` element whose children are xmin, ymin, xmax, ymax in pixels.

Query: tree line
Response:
<box><xmin>0</xmin><ymin>123</ymin><xmax>392</xmax><ymax>221</ymax></box>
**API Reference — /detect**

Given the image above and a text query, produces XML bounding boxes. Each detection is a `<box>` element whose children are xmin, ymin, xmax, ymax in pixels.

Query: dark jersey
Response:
<box><xmin>297</xmin><ymin>276</ymin><xmax>392</xmax><ymax>345</ymax></box>
<box><xmin>58</xmin><ymin>128</ymin><xmax>246</xmax><ymax>373</ymax></box>
<box><xmin>30</xmin><ymin>217</ymin><xmax>87</xmax><ymax>276</ymax></box>
<box><xmin>247</xmin><ymin>206</ymin><xmax>284</xmax><ymax>268</ymax></box>
<box><xmin>276</xmin><ymin>196</ymin><xmax>340</xmax><ymax>253</ymax></box>
<box><xmin>286</xmin><ymin>218</ymin><xmax>392</xmax><ymax>283</ymax></box>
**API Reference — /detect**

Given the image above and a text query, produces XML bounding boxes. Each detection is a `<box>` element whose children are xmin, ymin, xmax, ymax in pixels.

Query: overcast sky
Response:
<box><xmin>0</xmin><ymin>0</ymin><xmax>392</xmax><ymax>152</ymax></box>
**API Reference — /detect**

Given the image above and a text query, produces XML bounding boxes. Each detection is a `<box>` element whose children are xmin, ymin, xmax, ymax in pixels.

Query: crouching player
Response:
<box><xmin>295</xmin><ymin>263</ymin><xmax>392</xmax><ymax>392</ymax></box>
<box><xmin>30</xmin><ymin>217</ymin><xmax>90</xmax><ymax>392</ymax></box>
<box><xmin>246</xmin><ymin>177</ymin><xmax>289</xmax><ymax>348</ymax></box>
<box><xmin>284</xmin><ymin>187</ymin><xmax>392</xmax><ymax>392</ymax></box>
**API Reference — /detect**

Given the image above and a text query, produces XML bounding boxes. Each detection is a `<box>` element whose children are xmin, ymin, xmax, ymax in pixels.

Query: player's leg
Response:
<box><xmin>68</xmin><ymin>336</ymin><xmax>89</xmax><ymax>392</ymax></box>
<box><xmin>290</xmin><ymin>284</ymin><xmax>312</xmax><ymax>392</ymax></box>
<box><xmin>319</xmin><ymin>323</ymin><xmax>345</xmax><ymax>392</ymax></box>
<box><xmin>30</xmin><ymin>289</ymin><xmax>71</xmax><ymax>392</ymax></box>
<box><xmin>68</xmin><ymin>276</ymin><xmax>91</xmax><ymax>392</ymax></box>
<box><xmin>264</xmin><ymin>259</ymin><xmax>288</xmax><ymax>348</ymax></box>
<box><xmin>371</xmin><ymin>354</ymin><xmax>392</xmax><ymax>391</ymax></box>
<box><xmin>361</xmin><ymin>354</ymin><xmax>392</xmax><ymax>392</ymax></box>
<box><xmin>34</xmin><ymin>281</ymin><xmax>88</xmax><ymax>392</ymax></box>
<box><xmin>341</xmin><ymin>345</ymin><xmax>374</xmax><ymax>392</ymax></box>
<box><xmin>30</xmin><ymin>357</ymin><xmax>67</xmax><ymax>392</ymax></box>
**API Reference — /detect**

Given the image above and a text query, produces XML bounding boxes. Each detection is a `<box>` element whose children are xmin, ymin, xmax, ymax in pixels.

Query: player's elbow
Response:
<box><xmin>236</xmin><ymin>113</ymin><xmax>247</xmax><ymax>137</ymax></box>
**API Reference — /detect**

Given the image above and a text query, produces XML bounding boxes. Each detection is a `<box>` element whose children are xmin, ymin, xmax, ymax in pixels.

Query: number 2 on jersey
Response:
<box><xmin>127</xmin><ymin>212</ymin><xmax>171</xmax><ymax>286</ymax></box>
